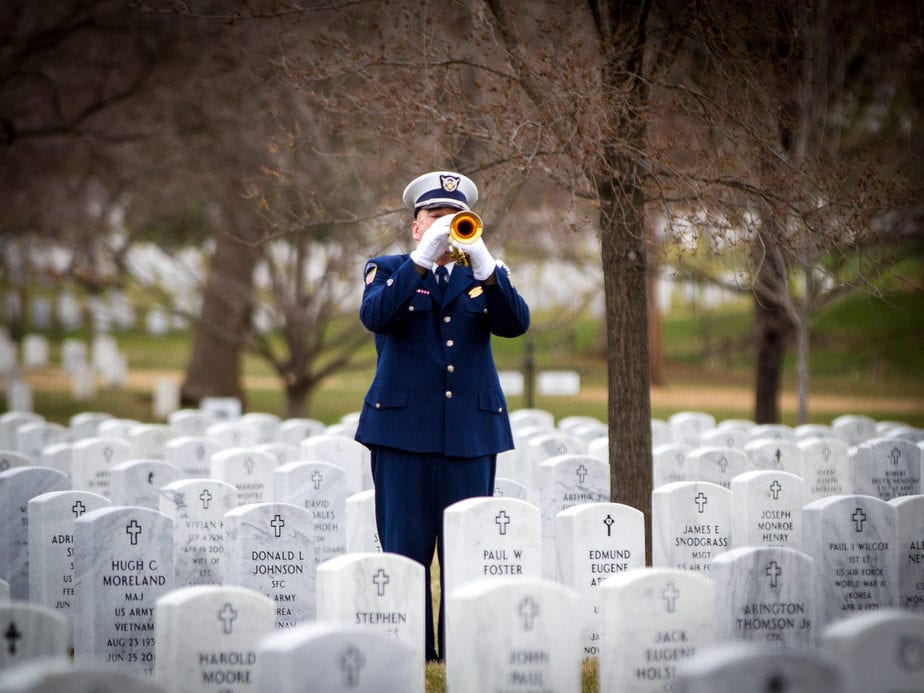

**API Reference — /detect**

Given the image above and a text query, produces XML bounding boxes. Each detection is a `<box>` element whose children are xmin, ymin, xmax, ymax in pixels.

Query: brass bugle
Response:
<box><xmin>448</xmin><ymin>211</ymin><xmax>483</xmax><ymax>266</ymax></box>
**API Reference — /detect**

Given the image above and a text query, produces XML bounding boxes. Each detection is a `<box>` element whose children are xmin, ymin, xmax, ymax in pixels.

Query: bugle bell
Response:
<box><xmin>448</xmin><ymin>211</ymin><xmax>483</xmax><ymax>266</ymax></box>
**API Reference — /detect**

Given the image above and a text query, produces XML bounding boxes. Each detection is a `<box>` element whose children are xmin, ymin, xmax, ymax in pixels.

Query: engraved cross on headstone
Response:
<box><xmin>195</xmin><ymin>444</ymin><xmax>206</xmax><ymax>461</ymax></box>
<box><xmin>896</xmin><ymin>634</ymin><xmax>924</xmax><ymax>672</ymax></box>
<box><xmin>244</xmin><ymin>458</ymin><xmax>255</xmax><ymax>475</ymax></box>
<box><xmin>312</xmin><ymin>471</ymin><xmax>324</xmax><ymax>490</ymax></box>
<box><xmin>518</xmin><ymin>596</ymin><xmax>539</xmax><ymax>631</ymax></box>
<box><xmin>577</xmin><ymin>464</ymin><xmax>587</xmax><ymax>484</ymax></box>
<box><xmin>774</xmin><ymin>448</ymin><xmax>782</xmax><ymax>465</ymax></box>
<box><xmin>718</xmin><ymin>455</ymin><xmax>729</xmax><ymax>474</ymax></box>
<box><xmin>889</xmin><ymin>447</ymin><xmax>902</xmax><ymax>465</ymax></box>
<box><xmin>852</xmin><ymin>508</ymin><xmax>867</xmax><ymax>532</ymax></box>
<box><xmin>218</xmin><ymin>603</ymin><xmax>238</xmax><ymax>634</ymax></box>
<box><xmin>338</xmin><ymin>645</ymin><xmax>366</xmax><ymax>687</ymax></box>
<box><xmin>200</xmin><ymin>489</ymin><xmax>212</xmax><ymax>510</ymax></box>
<box><xmin>126</xmin><ymin>519</ymin><xmax>142</xmax><ymax>545</ymax></box>
<box><xmin>766</xmin><ymin>560</ymin><xmax>782</xmax><ymax>588</ymax></box>
<box><xmin>662</xmin><ymin>583</ymin><xmax>680</xmax><ymax>613</ymax></box>
<box><xmin>72</xmin><ymin>500</ymin><xmax>87</xmax><ymax>517</ymax></box>
<box><xmin>270</xmin><ymin>514</ymin><xmax>285</xmax><ymax>538</ymax></box>
<box><xmin>694</xmin><ymin>492</ymin><xmax>708</xmax><ymax>513</ymax></box>
<box><xmin>603</xmin><ymin>514</ymin><xmax>615</xmax><ymax>537</ymax></box>
<box><xmin>4</xmin><ymin>621</ymin><xmax>22</xmax><ymax>654</ymax></box>
<box><xmin>103</xmin><ymin>446</ymin><xmax>114</xmax><ymax>463</ymax></box>
<box><xmin>373</xmin><ymin>568</ymin><xmax>390</xmax><ymax>597</ymax></box>
<box><xmin>822</xmin><ymin>446</ymin><xmax>832</xmax><ymax>463</ymax></box>
<box><xmin>495</xmin><ymin>510</ymin><xmax>511</xmax><ymax>536</ymax></box>
<box><xmin>769</xmin><ymin>481</ymin><xmax>782</xmax><ymax>500</ymax></box>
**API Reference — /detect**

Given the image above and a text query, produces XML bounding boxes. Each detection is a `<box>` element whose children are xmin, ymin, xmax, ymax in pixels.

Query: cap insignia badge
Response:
<box><xmin>440</xmin><ymin>175</ymin><xmax>460</xmax><ymax>192</ymax></box>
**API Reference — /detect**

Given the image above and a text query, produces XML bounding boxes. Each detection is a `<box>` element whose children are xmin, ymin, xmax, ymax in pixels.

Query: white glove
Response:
<box><xmin>463</xmin><ymin>237</ymin><xmax>497</xmax><ymax>281</ymax></box>
<box><xmin>410</xmin><ymin>215</ymin><xmax>451</xmax><ymax>269</ymax></box>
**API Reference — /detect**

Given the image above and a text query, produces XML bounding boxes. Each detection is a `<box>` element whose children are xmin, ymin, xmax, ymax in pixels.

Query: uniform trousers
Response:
<box><xmin>370</xmin><ymin>445</ymin><xmax>496</xmax><ymax>662</ymax></box>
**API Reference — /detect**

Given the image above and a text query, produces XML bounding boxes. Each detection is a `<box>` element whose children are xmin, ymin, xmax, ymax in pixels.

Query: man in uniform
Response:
<box><xmin>355</xmin><ymin>170</ymin><xmax>530</xmax><ymax>661</ymax></box>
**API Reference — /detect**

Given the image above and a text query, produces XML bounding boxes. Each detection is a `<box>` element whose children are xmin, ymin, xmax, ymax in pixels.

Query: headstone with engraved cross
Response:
<box><xmin>556</xmin><ymin>502</ymin><xmax>645</xmax><ymax>658</ymax></box>
<box><xmin>0</xmin><ymin>467</ymin><xmax>70</xmax><ymax>601</ymax></box>
<box><xmin>652</xmin><ymin>481</ymin><xmax>731</xmax><ymax>575</ymax></box>
<box><xmin>0</xmin><ymin>602</ymin><xmax>69</xmax><ymax>671</ymax></box>
<box><xmin>154</xmin><ymin>584</ymin><xmax>275</xmax><ymax>692</ymax></box>
<box><xmin>688</xmin><ymin>447</ymin><xmax>750</xmax><ymax>489</ymax></box>
<box><xmin>889</xmin><ymin>494</ymin><xmax>924</xmax><ymax>612</ymax></box>
<box><xmin>276</xmin><ymin>417</ymin><xmax>326</xmax><ymax>447</ymax></box>
<box><xmin>110</xmin><ymin>460</ymin><xmax>182</xmax><ymax>510</ymax></box>
<box><xmin>446</xmin><ymin>576</ymin><xmax>582</xmax><ymax>693</ymax></box>
<box><xmin>164</xmin><ymin>436</ymin><xmax>221</xmax><ymax>479</ymax></box>
<box><xmin>223</xmin><ymin>502</ymin><xmax>316</xmax><ymax>627</ymax></box>
<box><xmin>802</xmin><ymin>494</ymin><xmax>898</xmax><ymax>626</ymax></box>
<box><xmin>70</xmin><ymin>436</ymin><xmax>132</xmax><ymax>499</ymax></box>
<box><xmin>27</xmin><ymin>490</ymin><xmax>110</xmax><ymax>632</ymax></box>
<box><xmin>712</xmin><ymin>546</ymin><xmax>816</xmax><ymax>649</ymax></box>
<box><xmin>159</xmin><ymin>479</ymin><xmax>238</xmax><ymax>587</ymax></box>
<box><xmin>211</xmin><ymin>448</ymin><xmax>277</xmax><ymax>506</ymax></box>
<box><xmin>853</xmin><ymin>438</ymin><xmax>922</xmax><ymax>501</ymax></box>
<box><xmin>255</xmin><ymin>622</ymin><xmax>418</xmax><ymax>693</ymax></box>
<box><xmin>538</xmin><ymin>454</ymin><xmax>610</xmax><ymax>580</ymax></box>
<box><xmin>274</xmin><ymin>461</ymin><xmax>357</xmax><ymax>567</ymax></box>
<box><xmin>0</xmin><ymin>412</ymin><xmax>42</xmax><ymax>451</ymax></box>
<box><xmin>730</xmin><ymin>470</ymin><xmax>805</xmax><ymax>550</ymax></box>
<box><xmin>522</xmin><ymin>432</ymin><xmax>587</xmax><ymax>504</ymax></box>
<box><xmin>744</xmin><ymin>438</ymin><xmax>804</xmax><ymax>477</ymax></box>
<box><xmin>300</xmin><ymin>434</ymin><xmax>373</xmax><ymax>493</ymax></box>
<box><xmin>15</xmin><ymin>421</ymin><xmax>67</xmax><ymax>464</ymax></box>
<box><xmin>344</xmin><ymin>490</ymin><xmax>381</xmax><ymax>554</ymax></box>
<box><xmin>831</xmin><ymin>414</ymin><xmax>877</xmax><ymax>447</ymax></box>
<box><xmin>73</xmin><ymin>506</ymin><xmax>175</xmax><ymax>676</ymax></box>
<box><xmin>652</xmin><ymin>443</ymin><xmax>694</xmax><ymax>490</ymax></box>
<box><xmin>493</xmin><ymin>476</ymin><xmax>529</xmax><ymax>500</ymax></box>
<box><xmin>821</xmin><ymin>608</ymin><xmax>924</xmax><ymax>693</ymax></box>
<box><xmin>669</xmin><ymin>412</ymin><xmax>716</xmax><ymax>448</ymax></box>
<box><xmin>800</xmin><ymin>438</ymin><xmax>854</xmax><ymax>503</ymax></box>
<box><xmin>0</xmin><ymin>449</ymin><xmax>31</xmax><ymax>475</ymax></box>
<box><xmin>598</xmin><ymin>567</ymin><xmax>715</xmax><ymax>692</ymax></box>
<box><xmin>168</xmin><ymin>409</ymin><xmax>219</xmax><ymax>438</ymax></box>
<box><xmin>316</xmin><ymin>553</ymin><xmax>425</xmax><ymax>693</ymax></box>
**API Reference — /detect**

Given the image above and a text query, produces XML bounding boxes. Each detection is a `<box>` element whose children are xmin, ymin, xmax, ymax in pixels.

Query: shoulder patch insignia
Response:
<box><xmin>364</xmin><ymin>264</ymin><xmax>378</xmax><ymax>285</ymax></box>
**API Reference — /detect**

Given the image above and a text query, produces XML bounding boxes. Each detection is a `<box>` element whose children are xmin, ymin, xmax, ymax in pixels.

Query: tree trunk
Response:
<box><xmin>647</xmin><ymin>248</ymin><xmax>665</xmax><ymax>387</ymax></box>
<box><xmin>180</xmin><ymin>230</ymin><xmax>260</xmax><ymax>407</ymax></box>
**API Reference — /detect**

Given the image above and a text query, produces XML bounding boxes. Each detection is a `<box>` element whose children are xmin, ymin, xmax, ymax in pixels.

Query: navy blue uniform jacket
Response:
<box><xmin>355</xmin><ymin>254</ymin><xmax>530</xmax><ymax>458</ymax></box>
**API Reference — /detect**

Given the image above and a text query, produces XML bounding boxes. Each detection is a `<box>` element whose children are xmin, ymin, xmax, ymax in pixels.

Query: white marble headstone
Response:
<box><xmin>652</xmin><ymin>444</ymin><xmax>693</xmax><ymax>489</ymax></box>
<box><xmin>159</xmin><ymin>479</ymin><xmax>238</xmax><ymax>587</ymax></box>
<box><xmin>0</xmin><ymin>413</ymin><xmax>42</xmax><ymax>450</ymax></box>
<box><xmin>168</xmin><ymin>409</ymin><xmax>219</xmax><ymax>437</ymax></box>
<box><xmin>800</xmin><ymin>438</ymin><xmax>853</xmax><ymax>503</ymax></box>
<box><xmin>730</xmin><ymin>470</ymin><xmax>804</xmax><ymax>549</ymax></box>
<box><xmin>0</xmin><ymin>449</ymin><xmax>32</xmax><ymax>474</ymax></box>
<box><xmin>73</xmin><ymin>506</ymin><xmax>175</xmax><ymax>676</ymax></box>
<box><xmin>688</xmin><ymin>446</ymin><xmax>749</xmax><ymax>489</ymax></box>
<box><xmin>316</xmin><ymin>552</ymin><xmax>425</xmax><ymax>692</ymax></box>
<box><xmin>128</xmin><ymin>424</ymin><xmax>174</xmax><ymax>460</ymax></box>
<box><xmin>0</xmin><ymin>603</ymin><xmax>69</xmax><ymax>671</ymax></box>
<box><xmin>68</xmin><ymin>412</ymin><xmax>114</xmax><ymax>441</ymax></box>
<box><xmin>211</xmin><ymin>448</ymin><xmax>277</xmax><ymax>505</ymax></box>
<box><xmin>222</xmin><ymin>502</ymin><xmax>316</xmax><ymax>626</ymax></box>
<box><xmin>556</xmin><ymin>502</ymin><xmax>645</xmax><ymax>657</ymax></box>
<box><xmin>238</xmin><ymin>413</ymin><xmax>281</xmax><ymax>445</ymax></box>
<box><xmin>110</xmin><ymin>460</ymin><xmax>181</xmax><ymax>509</ymax></box>
<box><xmin>446</xmin><ymin>576</ymin><xmax>582</xmax><ymax>693</ymax></box>
<box><xmin>205</xmin><ymin>420</ymin><xmax>259</xmax><ymax>450</ymax></box>
<box><xmin>344</xmin><ymin>490</ymin><xmax>381</xmax><ymax>554</ymax></box>
<box><xmin>0</xmin><ymin>658</ymin><xmax>165</xmax><ymax>691</ymax></box>
<box><xmin>652</xmin><ymin>481</ymin><xmax>731</xmax><ymax>574</ymax></box>
<box><xmin>669</xmin><ymin>411</ymin><xmax>716</xmax><ymax>448</ymax></box>
<box><xmin>70</xmin><ymin>436</ymin><xmax>133</xmax><ymax>498</ymax></box>
<box><xmin>889</xmin><ymin>494</ymin><xmax>924</xmax><ymax>612</ymax></box>
<box><xmin>745</xmin><ymin>438</ymin><xmax>804</xmax><ymax>477</ymax></box>
<box><xmin>15</xmin><ymin>421</ymin><xmax>67</xmax><ymax>463</ymax></box>
<box><xmin>300</xmin><ymin>434</ymin><xmax>372</xmax><ymax>492</ymax></box>
<box><xmin>853</xmin><ymin>438</ymin><xmax>922</xmax><ymax>500</ymax></box>
<box><xmin>598</xmin><ymin>567</ymin><xmax>715</xmax><ymax>692</ymax></box>
<box><xmin>154</xmin><ymin>584</ymin><xmax>275</xmax><ymax>691</ymax></box>
<box><xmin>832</xmin><ymin>414</ymin><xmax>877</xmax><ymax>447</ymax></box>
<box><xmin>802</xmin><ymin>494</ymin><xmax>898</xmax><ymax>626</ymax></box>
<box><xmin>276</xmin><ymin>418</ymin><xmax>326</xmax><ymax>447</ymax></box>
<box><xmin>493</xmin><ymin>476</ymin><xmax>529</xmax><ymax>500</ymax></box>
<box><xmin>164</xmin><ymin>435</ymin><xmax>220</xmax><ymax>479</ymax></box>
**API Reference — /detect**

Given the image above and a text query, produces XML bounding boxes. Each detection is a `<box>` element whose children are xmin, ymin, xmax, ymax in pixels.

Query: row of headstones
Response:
<box><xmin>1</xmin><ymin>496</ymin><xmax>923</xmax><ymax>692</ymax></box>
<box><xmin>1</xmin><ymin>291</ymin><xmax>139</xmax><ymax>334</ymax></box>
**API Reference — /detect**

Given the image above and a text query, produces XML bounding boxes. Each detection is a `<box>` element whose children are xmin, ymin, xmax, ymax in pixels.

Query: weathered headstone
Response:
<box><xmin>832</xmin><ymin>414</ymin><xmax>877</xmax><ymax>447</ymax></box>
<box><xmin>674</xmin><ymin>644</ymin><xmax>842</xmax><ymax>693</ymax></box>
<box><xmin>538</xmin><ymin>454</ymin><xmax>609</xmax><ymax>579</ymax></box>
<box><xmin>300</xmin><ymin>434</ymin><xmax>373</xmax><ymax>492</ymax></box>
<box><xmin>745</xmin><ymin>438</ymin><xmax>804</xmax><ymax>477</ymax></box>
<box><xmin>73</xmin><ymin>506</ymin><xmax>175</xmax><ymax>676</ymax></box>
<box><xmin>712</xmin><ymin>546</ymin><xmax>816</xmax><ymax>649</ymax></box>
<box><xmin>211</xmin><ymin>448</ymin><xmax>277</xmax><ymax>506</ymax></box>
<box><xmin>802</xmin><ymin>494</ymin><xmax>898</xmax><ymax>626</ymax></box>
<box><xmin>154</xmin><ymin>584</ymin><xmax>275</xmax><ymax>692</ymax></box>
<box><xmin>159</xmin><ymin>479</ymin><xmax>238</xmax><ymax>587</ymax></box>
<box><xmin>0</xmin><ymin>467</ymin><xmax>70</xmax><ymax>600</ymax></box>
<box><xmin>652</xmin><ymin>444</ymin><xmax>693</xmax><ymax>489</ymax></box>
<box><xmin>446</xmin><ymin>577</ymin><xmax>582</xmax><ymax>693</ymax></box>
<box><xmin>316</xmin><ymin>553</ymin><xmax>425</xmax><ymax>692</ymax></box>
<box><xmin>688</xmin><ymin>446</ymin><xmax>749</xmax><ymax>489</ymax></box>
<box><xmin>164</xmin><ymin>436</ymin><xmax>220</xmax><ymax>479</ymax></box>
<box><xmin>493</xmin><ymin>477</ymin><xmax>529</xmax><ymax>500</ymax></box>
<box><xmin>0</xmin><ymin>603</ymin><xmax>69</xmax><ymax>673</ymax></box>
<box><xmin>598</xmin><ymin>567</ymin><xmax>715</xmax><ymax>692</ymax></box>
<box><xmin>821</xmin><ymin>609</ymin><xmax>924</xmax><ymax>693</ymax></box>
<box><xmin>730</xmin><ymin>470</ymin><xmax>804</xmax><ymax>550</ymax></box>
<box><xmin>27</xmin><ymin>490</ymin><xmax>110</xmax><ymax>626</ymax></box>
<box><xmin>890</xmin><ymin>494</ymin><xmax>924</xmax><ymax>612</ymax></box>
<box><xmin>70</xmin><ymin>437</ymin><xmax>132</xmax><ymax>498</ymax></box>
<box><xmin>556</xmin><ymin>502</ymin><xmax>645</xmax><ymax>657</ymax></box>
<box><xmin>110</xmin><ymin>460</ymin><xmax>181</xmax><ymax>510</ymax></box>
<box><xmin>255</xmin><ymin>623</ymin><xmax>418</xmax><ymax>693</ymax></box>
<box><xmin>344</xmin><ymin>490</ymin><xmax>381</xmax><ymax>554</ymax></box>
<box><xmin>852</xmin><ymin>438</ymin><xmax>922</xmax><ymax>501</ymax></box>
<box><xmin>223</xmin><ymin>502</ymin><xmax>316</xmax><ymax>627</ymax></box>
<box><xmin>800</xmin><ymin>438</ymin><xmax>853</xmax><ymax>503</ymax></box>
<box><xmin>273</xmin><ymin>461</ymin><xmax>355</xmax><ymax>567</ymax></box>
<box><xmin>652</xmin><ymin>481</ymin><xmax>731</xmax><ymax>574</ymax></box>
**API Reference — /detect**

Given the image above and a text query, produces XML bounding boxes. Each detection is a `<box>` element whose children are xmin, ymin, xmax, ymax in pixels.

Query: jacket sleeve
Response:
<box><xmin>483</xmin><ymin>263</ymin><xmax>530</xmax><ymax>338</ymax></box>
<box><xmin>359</xmin><ymin>256</ymin><xmax>425</xmax><ymax>334</ymax></box>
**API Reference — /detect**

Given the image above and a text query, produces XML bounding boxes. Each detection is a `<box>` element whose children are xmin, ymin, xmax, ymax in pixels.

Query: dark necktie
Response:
<box><xmin>434</xmin><ymin>266</ymin><xmax>448</xmax><ymax>295</ymax></box>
